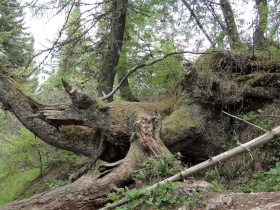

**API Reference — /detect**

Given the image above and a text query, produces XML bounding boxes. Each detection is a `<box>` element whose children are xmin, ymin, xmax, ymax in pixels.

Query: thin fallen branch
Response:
<box><xmin>100</xmin><ymin>126</ymin><xmax>280</xmax><ymax>210</ymax></box>
<box><xmin>222</xmin><ymin>110</ymin><xmax>268</xmax><ymax>132</ymax></box>
<box><xmin>100</xmin><ymin>51</ymin><xmax>211</xmax><ymax>101</ymax></box>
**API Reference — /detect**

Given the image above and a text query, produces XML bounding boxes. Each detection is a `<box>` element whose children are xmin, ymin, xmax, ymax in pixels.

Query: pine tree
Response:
<box><xmin>0</xmin><ymin>0</ymin><xmax>34</xmax><ymax>71</ymax></box>
<box><xmin>56</xmin><ymin>3</ymin><xmax>96</xmax><ymax>89</ymax></box>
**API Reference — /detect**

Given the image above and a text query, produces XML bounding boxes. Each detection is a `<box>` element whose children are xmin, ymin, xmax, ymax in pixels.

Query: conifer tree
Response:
<box><xmin>55</xmin><ymin>3</ymin><xmax>96</xmax><ymax>89</ymax></box>
<box><xmin>0</xmin><ymin>0</ymin><xmax>34</xmax><ymax>71</ymax></box>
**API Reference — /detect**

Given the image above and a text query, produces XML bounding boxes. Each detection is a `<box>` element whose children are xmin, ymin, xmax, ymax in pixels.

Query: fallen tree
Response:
<box><xmin>0</xmin><ymin>50</ymin><xmax>280</xmax><ymax>209</ymax></box>
<box><xmin>102</xmin><ymin>125</ymin><xmax>280</xmax><ymax>210</ymax></box>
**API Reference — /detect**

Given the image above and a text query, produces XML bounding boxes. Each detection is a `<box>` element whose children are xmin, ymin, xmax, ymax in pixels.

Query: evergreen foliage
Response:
<box><xmin>0</xmin><ymin>110</ymin><xmax>79</xmax><ymax>205</ymax></box>
<box><xmin>0</xmin><ymin>0</ymin><xmax>34</xmax><ymax>71</ymax></box>
<box><xmin>56</xmin><ymin>4</ymin><xmax>98</xmax><ymax>88</ymax></box>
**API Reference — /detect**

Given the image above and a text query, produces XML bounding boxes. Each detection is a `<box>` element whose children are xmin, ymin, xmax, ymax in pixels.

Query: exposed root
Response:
<box><xmin>190</xmin><ymin>50</ymin><xmax>280</xmax><ymax>110</ymax></box>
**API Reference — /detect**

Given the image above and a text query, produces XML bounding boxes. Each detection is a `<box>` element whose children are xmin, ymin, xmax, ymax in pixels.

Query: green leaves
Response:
<box><xmin>251</xmin><ymin>163</ymin><xmax>280</xmax><ymax>192</ymax></box>
<box><xmin>131</xmin><ymin>153</ymin><xmax>183</xmax><ymax>184</ymax></box>
<box><xmin>125</xmin><ymin>188</ymin><xmax>141</xmax><ymax>200</ymax></box>
<box><xmin>106</xmin><ymin>181</ymin><xmax>182</xmax><ymax>210</ymax></box>
<box><xmin>106</xmin><ymin>153</ymin><xmax>186</xmax><ymax>209</ymax></box>
<box><xmin>108</xmin><ymin>192</ymin><xmax>120</xmax><ymax>202</ymax></box>
<box><xmin>47</xmin><ymin>180</ymin><xmax>69</xmax><ymax>190</ymax></box>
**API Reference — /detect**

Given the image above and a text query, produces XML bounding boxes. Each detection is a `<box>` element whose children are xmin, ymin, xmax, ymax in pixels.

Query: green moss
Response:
<box><xmin>107</xmin><ymin>98</ymin><xmax>177</xmax><ymax>133</ymax></box>
<box><xmin>236</xmin><ymin>75</ymin><xmax>252</xmax><ymax>83</ymax></box>
<box><xmin>162</xmin><ymin>108</ymin><xmax>196</xmax><ymax>140</ymax></box>
<box><xmin>60</xmin><ymin>125</ymin><xmax>98</xmax><ymax>142</ymax></box>
<box><xmin>93</xmin><ymin>96</ymin><xmax>106</xmax><ymax>108</ymax></box>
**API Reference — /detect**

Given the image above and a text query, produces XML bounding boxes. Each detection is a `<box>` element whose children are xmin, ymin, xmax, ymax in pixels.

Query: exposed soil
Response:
<box><xmin>177</xmin><ymin>180</ymin><xmax>280</xmax><ymax>210</ymax></box>
<box><xmin>232</xmin><ymin>191</ymin><xmax>280</xmax><ymax>210</ymax></box>
<box><xmin>201</xmin><ymin>191</ymin><xmax>280</xmax><ymax>210</ymax></box>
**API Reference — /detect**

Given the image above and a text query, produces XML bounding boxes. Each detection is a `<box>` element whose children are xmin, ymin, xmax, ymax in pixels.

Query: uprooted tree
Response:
<box><xmin>1</xmin><ymin>0</ymin><xmax>280</xmax><ymax>209</ymax></box>
<box><xmin>1</xmin><ymin>49</ymin><xmax>280</xmax><ymax>209</ymax></box>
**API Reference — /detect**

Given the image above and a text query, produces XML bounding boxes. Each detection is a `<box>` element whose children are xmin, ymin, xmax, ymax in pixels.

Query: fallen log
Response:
<box><xmin>101</xmin><ymin>126</ymin><xmax>280</xmax><ymax>209</ymax></box>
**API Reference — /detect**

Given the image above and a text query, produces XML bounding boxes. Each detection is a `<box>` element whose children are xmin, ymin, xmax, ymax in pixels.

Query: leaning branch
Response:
<box><xmin>222</xmin><ymin>110</ymin><xmax>268</xmax><ymax>132</ymax></box>
<box><xmin>100</xmin><ymin>51</ymin><xmax>210</xmax><ymax>100</ymax></box>
<box><xmin>101</xmin><ymin>126</ymin><xmax>280</xmax><ymax>209</ymax></box>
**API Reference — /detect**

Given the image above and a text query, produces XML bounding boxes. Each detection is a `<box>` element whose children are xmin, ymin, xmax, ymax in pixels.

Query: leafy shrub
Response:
<box><xmin>251</xmin><ymin>162</ymin><xmax>280</xmax><ymax>192</ymax></box>
<box><xmin>131</xmin><ymin>152</ymin><xmax>184</xmax><ymax>184</ymax></box>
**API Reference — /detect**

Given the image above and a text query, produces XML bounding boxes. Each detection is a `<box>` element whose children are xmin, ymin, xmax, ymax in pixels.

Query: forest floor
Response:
<box><xmin>194</xmin><ymin>191</ymin><xmax>280</xmax><ymax>210</ymax></box>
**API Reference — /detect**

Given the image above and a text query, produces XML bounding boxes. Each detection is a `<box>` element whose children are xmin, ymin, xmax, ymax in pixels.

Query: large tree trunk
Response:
<box><xmin>97</xmin><ymin>0</ymin><xmax>128</xmax><ymax>102</ymax></box>
<box><xmin>0</xmin><ymin>50</ymin><xmax>280</xmax><ymax>209</ymax></box>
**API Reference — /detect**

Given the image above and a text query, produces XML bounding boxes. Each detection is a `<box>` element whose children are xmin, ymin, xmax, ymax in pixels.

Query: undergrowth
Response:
<box><xmin>106</xmin><ymin>152</ymin><xmax>205</xmax><ymax>210</ymax></box>
<box><xmin>205</xmin><ymin>161</ymin><xmax>280</xmax><ymax>194</ymax></box>
<box><xmin>205</xmin><ymin>104</ymin><xmax>280</xmax><ymax>194</ymax></box>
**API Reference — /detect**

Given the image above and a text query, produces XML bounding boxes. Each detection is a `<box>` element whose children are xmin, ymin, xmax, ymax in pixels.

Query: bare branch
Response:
<box><xmin>182</xmin><ymin>0</ymin><xmax>214</xmax><ymax>45</ymax></box>
<box><xmin>100</xmin><ymin>51</ymin><xmax>211</xmax><ymax>100</ymax></box>
<box><xmin>222</xmin><ymin>110</ymin><xmax>268</xmax><ymax>132</ymax></box>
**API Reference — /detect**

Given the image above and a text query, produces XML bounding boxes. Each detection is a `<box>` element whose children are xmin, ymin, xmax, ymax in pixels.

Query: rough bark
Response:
<box><xmin>0</xmin><ymin>50</ymin><xmax>280</xmax><ymax>209</ymax></box>
<box><xmin>102</xmin><ymin>126</ymin><xmax>280</xmax><ymax>210</ymax></box>
<box><xmin>97</xmin><ymin>0</ymin><xmax>128</xmax><ymax>102</ymax></box>
<box><xmin>0</xmin><ymin>110</ymin><xmax>175</xmax><ymax>210</ymax></box>
<box><xmin>1</xmin><ymin>51</ymin><xmax>280</xmax><ymax>161</ymax></box>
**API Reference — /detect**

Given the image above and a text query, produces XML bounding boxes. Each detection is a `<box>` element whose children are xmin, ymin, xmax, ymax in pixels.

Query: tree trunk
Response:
<box><xmin>220</xmin><ymin>0</ymin><xmax>243</xmax><ymax>50</ymax></box>
<box><xmin>102</xmin><ymin>125</ymin><xmax>280</xmax><ymax>210</ymax></box>
<box><xmin>253</xmin><ymin>0</ymin><xmax>268</xmax><ymax>49</ymax></box>
<box><xmin>0</xmin><ymin>110</ymin><xmax>175</xmax><ymax>210</ymax></box>
<box><xmin>0</xmin><ymin>50</ymin><xmax>280</xmax><ymax>209</ymax></box>
<box><xmin>117</xmin><ymin>66</ymin><xmax>138</xmax><ymax>102</ymax></box>
<box><xmin>97</xmin><ymin>0</ymin><xmax>128</xmax><ymax>102</ymax></box>
<box><xmin>115</xmin><ymin>43</ymin><xmax>138</xmax><ymax>101</ymax></box>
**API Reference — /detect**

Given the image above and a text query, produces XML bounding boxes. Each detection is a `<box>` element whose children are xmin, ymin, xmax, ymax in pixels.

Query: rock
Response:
<box><xmin>177</xmin><ymin>204</ymin><xmax>189</xmax><ymax>210</ymax></box>
<box><xmin>177</xmin><ymin>180</ymin><xmax>211</xmax><ymax>196</ymax></box>
<box><xmin>206</xmin><ymin>194</ymin><xmax>235</xmax><ymax>210</ymax></box>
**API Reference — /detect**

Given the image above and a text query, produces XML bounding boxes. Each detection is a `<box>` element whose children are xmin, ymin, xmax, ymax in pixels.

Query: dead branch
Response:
<box><xmin>222</xmin><ymin>110</ymin><xmax>268</xmax><ymax>132</ymax></box>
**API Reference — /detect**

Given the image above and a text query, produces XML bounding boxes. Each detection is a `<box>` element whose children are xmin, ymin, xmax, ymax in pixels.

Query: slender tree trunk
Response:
<box><xmin>116</xmin><ymin>48</ymin><xmax>138</xmax><ymax>101</ymax></box>
<box><xmin>220</xmin><ymin>0</ymin><xmax>243</xmax><ymax>50</ymax></box>
<box><xmin>97</xmin><ymin>0</ymin><xmax>128</xmax><ymax>102</ymax></box>
<box><xmin>253</xmin><ymin>0</ymin><xmax>268</xmax><ymax>49</ymax></box>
